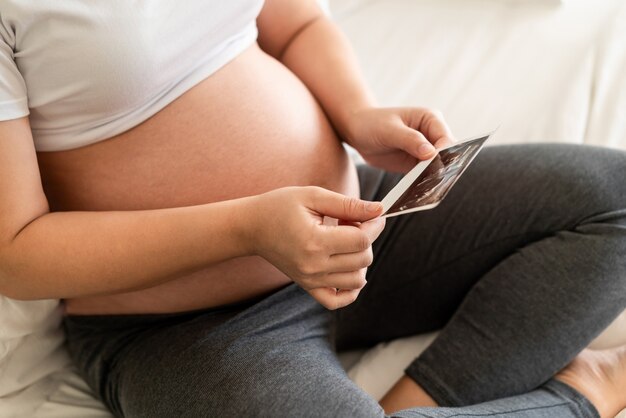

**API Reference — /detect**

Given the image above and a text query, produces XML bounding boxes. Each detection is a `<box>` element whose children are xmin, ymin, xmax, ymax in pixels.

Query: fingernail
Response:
<box><xmin>366</xmin><ymin>202</ymin><xmax>382</xmax><ymax>212</ymax></box>
<box><xmin>419</xmin><ymin>143</ymin><xmax>435</xmax><ymax>156</ymax></box>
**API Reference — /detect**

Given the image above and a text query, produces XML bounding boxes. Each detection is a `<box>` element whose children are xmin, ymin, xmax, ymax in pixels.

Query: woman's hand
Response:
<box><xmin>247</xmin><ymin>186</ymin><xmax>386</xmax><ymax>310</ymax></box>
<box><xmin>340</xmin><ymin>107</ymin><xmax>456</xmax><ymax>173</ymax></box>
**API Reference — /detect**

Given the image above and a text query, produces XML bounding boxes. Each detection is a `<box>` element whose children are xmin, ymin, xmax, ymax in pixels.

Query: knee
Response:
<box><xmin>562</xmin><ymin>145</ymin><xmax>626</xmax><ymax>208</ymax></box>
<box><xmin>528</xmin><ymin>145</ymin><xmax>626</xmax><ymax>217</ymax></box>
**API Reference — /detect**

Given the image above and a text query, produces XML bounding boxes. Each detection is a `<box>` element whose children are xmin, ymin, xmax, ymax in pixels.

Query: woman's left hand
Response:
<box><xmin>341</xmin><ymin>107</ymin><xmax>456</xmax><ymax>173</ymax></box>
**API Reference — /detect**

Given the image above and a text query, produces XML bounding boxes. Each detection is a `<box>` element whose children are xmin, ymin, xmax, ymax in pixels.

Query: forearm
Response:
<box><xmin>0</xmin><ymin>197</ymin><xmax>252</xmax><ymax>300</ymax></box>
<box><xmin>279</xmin><ymin>16</ymin><xmax>376</xmax><ymax>142</ymax></box>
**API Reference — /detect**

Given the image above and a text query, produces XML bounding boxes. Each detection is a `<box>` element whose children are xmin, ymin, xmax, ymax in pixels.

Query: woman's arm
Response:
<box><xmin>257</xmin><ymin>0</ymin><xmax>375</xmax><ymax>136</ymax></box>
<box><xmin>257</xmin><ymin>0</ymin><xmax>455</xmax><ymax>173</ymax></box>
<box><xmin>0</xmin><ymin>118</ymin><xmax>252</xmax><ymax>300</ymax></box>
<box><xmin>258</xmin><ymin>1</ymin><xmax>445</xmax><ymax>405</ymax></box>
<box><xmin>0</xmin><ymin>118</ymin><xmax>383</xmax><ymax>307</ymax></box>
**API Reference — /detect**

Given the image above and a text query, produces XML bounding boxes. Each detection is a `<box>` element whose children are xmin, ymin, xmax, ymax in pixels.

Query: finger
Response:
<box><xmin>335</xmin><ymin>288</ymin><xmax>362</xmax><ymax>308</ymax></box>
<box><xmin>358</xmin><ymin>217</ymin><xmax>386</xmax><ymax>243</ymax></box>
<box><xmin>304</xmin><ymin>269</ymin><xmax>367</xmax><ymax>292</ymax></box>
<box><xmin>418</xmin><ymin>108</ymin><xmax>455</xmax><ymax>147</ymax></box>
<box><xmin>434</xmin><ymin>137</ymin><xmax>455</xmax><ymax>149</ymax></box>
<box><xmin>393</xmin><ymin>124</ymin><xmax>437</xmax><ymax>160</ymax></box>
<box><xmin>308</xmin><ymin>188</ymin><xmax>383</xmax><ymax>223</ymax></box>
<box><xmin>326</xmin><ymin>269</ymin><xmax>368</xmax><ymax>290</ymax></box>
<box><xmin>309</xmin><ymin>286</ymin><xmax>362</xmax><ymax>310</ymax></box>
<box><xmin>402</xmin><ymin>108</ymin><xmax>455</xmax><ymax>148</ymax></box>
<box><xmin>327</xmin><ymin>249</ymin><xmax>373</xmax><ymax>272</ymax></box>
<box><xmin>323</xmin><ymin>218</ymin><xmax>385</xmax><ymax>255</ymax></box>
<box><xmin>321</xmin><ymin>224</ymin><xmax>373</xmax><ymax>254</ymax></box>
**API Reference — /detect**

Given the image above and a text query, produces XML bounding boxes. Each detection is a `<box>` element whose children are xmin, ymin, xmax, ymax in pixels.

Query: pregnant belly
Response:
<box><xmin>37</xmin><ymin>44</ymin><xmax>359</xmax><ymax>314</ymax></box>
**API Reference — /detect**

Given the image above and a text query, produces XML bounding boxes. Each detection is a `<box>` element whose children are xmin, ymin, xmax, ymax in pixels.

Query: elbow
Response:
<box><xmin>0</xmin><ymin>271</ymin><xmax>28</xmax><ymax>301</ymax></box>
<box><xmin>0</xmin><ymin>212</ymin><xmax>54</xmax><ymax>301</ymax></box>
<box><xmin>276</xmin><ymin>14</ymin><xmax>326</xmax><ymax>61</ymax></box>
<box><xmin>0</xmin><ymin>283</ymin><xmax>29</xmax><ymax>302</ymax></box>
<box><xmin>0</xmin><ymin>249</ymin><xmax>39</xmax><ymax>301</ymax></box>
<box><xmin>0</xmin><ymin>288</ymin><xmax>34</xmax><ymax>301</ymax></box>
<box><xmin>0</xmin><ymin>278</ymin><xmax>45</xmax><ymax>302</ymax></box>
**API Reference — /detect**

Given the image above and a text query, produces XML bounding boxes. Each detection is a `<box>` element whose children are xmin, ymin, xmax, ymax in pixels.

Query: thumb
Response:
<box><xmin>309</xmin><ymin>188</ymin><xmax>383</xmax><ymax>222</ymax></box>
<box><xmin>396</xmin><ymin>125</ymin><xmax>437</xmax><ymax>160</ymax></box>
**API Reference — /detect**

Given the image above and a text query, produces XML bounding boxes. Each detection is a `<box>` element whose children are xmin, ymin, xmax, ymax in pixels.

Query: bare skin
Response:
<box><xmin>380</xmin><ymin>346</ymin><xmax>626</xmax><ymax>418</ymax></box>
<box><xmin>0</xmin><ymin>0</ymin><xmax>622</xmax><ymax>415</ymax></box>
<box><xmin>380</xmin><ymin>377</ymin><xmax>438</xmax><ymax>411</ymax></box>
<box><xmin>38</xmin><ymin>44</ymin><xmax>360</xmax><ymax>314</ymax></box>
<box><xmin>556</xmin><ymin>347</ymin><xmax>626</xmax><ymax>418</ymax></box>
<box><xmin>1</xmin><ymin>2</ymin><xmax>442</xmax><ymax>310</ymax></box>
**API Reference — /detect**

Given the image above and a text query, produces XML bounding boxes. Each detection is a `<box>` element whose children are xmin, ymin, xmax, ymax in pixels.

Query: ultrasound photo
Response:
<box><xmin>382</xmin><ymin>134</ymin><xmax>490</xmax><ymax>217</ymax></box>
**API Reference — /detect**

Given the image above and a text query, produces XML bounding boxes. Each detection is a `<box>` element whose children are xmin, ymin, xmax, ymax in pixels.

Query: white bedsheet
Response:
<box><xmin>1</xmin><ymin>1</ymin><xmax>625</xmax><ymax>417</ymax></box>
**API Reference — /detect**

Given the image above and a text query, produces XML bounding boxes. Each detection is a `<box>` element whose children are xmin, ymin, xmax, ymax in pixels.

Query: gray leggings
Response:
<box><xmin>64</xmin><ymin>144</ymin><xmax>626</xmax><ymax>417</ymax></box>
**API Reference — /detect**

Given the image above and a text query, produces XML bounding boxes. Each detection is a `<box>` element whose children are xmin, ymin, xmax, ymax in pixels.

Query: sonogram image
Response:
<box><xmin>385</xmin><ymin>135</ymin><xmax>488</xmax><ymax>215</ymax></box>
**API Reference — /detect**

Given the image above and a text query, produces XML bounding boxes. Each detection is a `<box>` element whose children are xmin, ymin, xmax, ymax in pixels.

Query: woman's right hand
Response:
<box><xmin>247</xmin><ymin>186</ymin><xmax>386</xmax><ymax>310</ymax></box>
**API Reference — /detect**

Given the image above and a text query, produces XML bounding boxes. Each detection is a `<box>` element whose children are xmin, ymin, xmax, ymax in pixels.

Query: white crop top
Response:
<box><xmin>0</xmin><ymin>0</ymin><xmax>264</xmax><ymax>151</ymax></box>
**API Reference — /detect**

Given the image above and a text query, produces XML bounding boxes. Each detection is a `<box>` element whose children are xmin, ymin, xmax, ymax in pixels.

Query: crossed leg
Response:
<box><xmin>336</xmin><ymin>144</ymin><xmax>626</xmax><ymax>411</ymax></box>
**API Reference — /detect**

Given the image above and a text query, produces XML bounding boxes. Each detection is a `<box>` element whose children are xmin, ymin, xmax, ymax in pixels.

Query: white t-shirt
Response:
<box><xmin>0</xmin><ymin>0</ymin><xmax>264</xmax><ymax>151</ymax></box>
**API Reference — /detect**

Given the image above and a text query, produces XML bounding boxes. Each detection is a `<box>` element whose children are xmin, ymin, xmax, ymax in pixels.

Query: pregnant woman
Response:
<box><xmin>1</xmin><ymin>1</ymin><xmax>625</xmax><ymax>417</ymax></box>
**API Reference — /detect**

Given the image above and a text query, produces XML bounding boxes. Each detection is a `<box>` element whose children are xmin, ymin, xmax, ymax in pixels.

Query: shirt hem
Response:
<box><xmin>32</xmin><ymin>28</ymin><xmax>257</xmax><ymax>152</ymax></box>
<box><xmin>0</xmin><ymin>97</ymin><xmax>30</xmax><ymax>122</ymax></box>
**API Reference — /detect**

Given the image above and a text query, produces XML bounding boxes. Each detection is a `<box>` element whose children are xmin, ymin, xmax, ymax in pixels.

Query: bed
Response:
<box><xmin>1</xmin><ymin>0</ymin><xmax>625</xmax><ymax>416</ymax></box>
